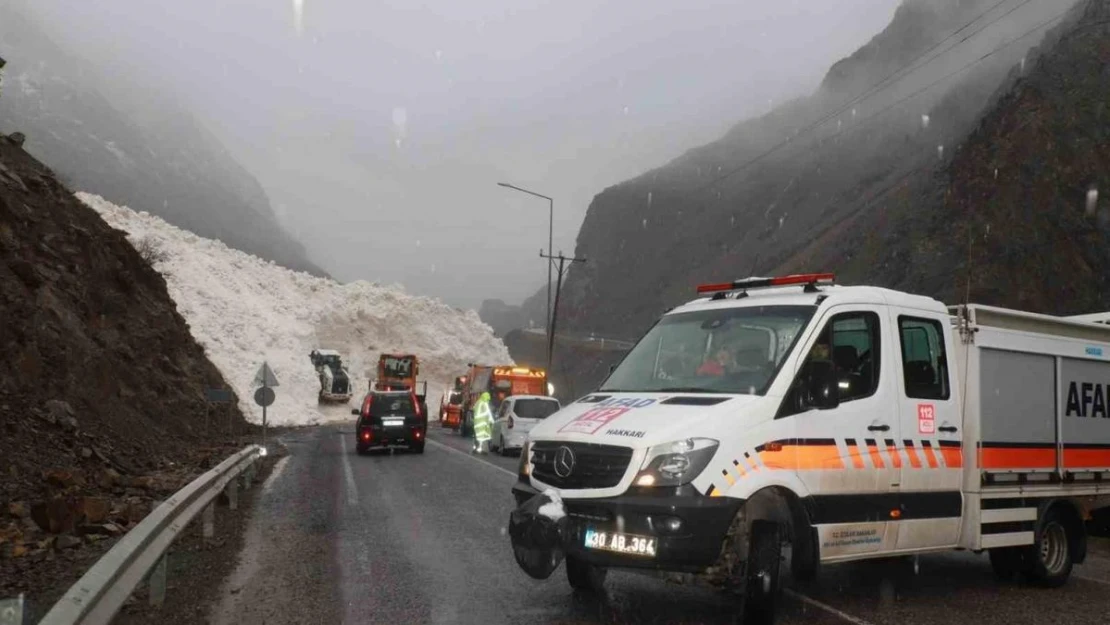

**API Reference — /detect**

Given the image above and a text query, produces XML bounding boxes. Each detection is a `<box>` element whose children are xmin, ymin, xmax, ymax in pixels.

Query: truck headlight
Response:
<box><xmin>633</xmin><ymin>438</ymin><xmax>718</xmax><ymax>487</ymax></box>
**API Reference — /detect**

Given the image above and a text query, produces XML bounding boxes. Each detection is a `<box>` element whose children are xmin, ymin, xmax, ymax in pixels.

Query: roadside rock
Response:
<box><xmin>7</xmin><ymin>502</ymin><xmax>29</xmax><ymax>519</ymax></box>
<box><xmin>55</xmin><ymin>535</ymin><xmax>81</xmax><ymax>550</ymax></box>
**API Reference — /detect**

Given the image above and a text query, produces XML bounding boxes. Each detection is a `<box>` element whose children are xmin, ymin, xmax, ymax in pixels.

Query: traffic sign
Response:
<box><xmin>254</xmin><ymin>386</ymin><xmax>276</xmax><ymax>408</ymax></box>
<box><xmin>252</xmin><ymin>361</ymin><xmax>280</xmax><ymax>387</ymax></box>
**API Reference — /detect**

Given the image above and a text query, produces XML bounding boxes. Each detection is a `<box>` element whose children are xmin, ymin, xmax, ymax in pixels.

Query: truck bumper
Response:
<box><xmin>511</xmin><ymin>480</ymin><xmax>742</xmax><ymax>573</ymax></box>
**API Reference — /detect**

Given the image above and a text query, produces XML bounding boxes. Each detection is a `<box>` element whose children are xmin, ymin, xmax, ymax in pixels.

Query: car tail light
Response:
<box><xmin>361</xmin><ymin>429</ymin><xmax>372</xmax><ymax>442</ymax></box>
<box><xmin>508</xmin><ymin>415</ymin><xmax>514</xmax><ymax>429</ymax></box>
<box><xmin>415</xmin><ymin>430</ymin><xmax>423</xmax><ymax>439</ymax></box>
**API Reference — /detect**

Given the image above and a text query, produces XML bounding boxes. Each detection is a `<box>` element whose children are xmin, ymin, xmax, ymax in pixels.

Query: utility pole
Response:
<box><xmin>539</xmin><ymin>250</ymin><xmax>586</xmax><ymax>377</ymax></box>
<box><xmin>497</xmin><ymin>182</ymin><xmax>554</xmax><ymax>340</ymax></box>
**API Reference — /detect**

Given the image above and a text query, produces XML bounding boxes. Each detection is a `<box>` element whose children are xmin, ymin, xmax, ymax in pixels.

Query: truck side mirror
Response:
<box><xmin>807</xmin><ymin>361</ymin><xmax>840</xmax><ymax>410</ymax></box>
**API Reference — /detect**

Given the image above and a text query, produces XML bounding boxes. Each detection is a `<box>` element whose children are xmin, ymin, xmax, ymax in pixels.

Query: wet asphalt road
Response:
<box><xmin>208</xmin><ymin>424</ymin><xmax>1110</xmax><ymax>625</ymax></box>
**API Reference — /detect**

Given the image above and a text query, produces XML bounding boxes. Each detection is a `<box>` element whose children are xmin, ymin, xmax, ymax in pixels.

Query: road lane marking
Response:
<box><xmin>262</xmin><ymin>456</ymin><xmax>290</xmax><ymax>495</ymax></box>
<box><xmin>425</xmin><ymin>437</ymin><xmax>517</xmax><ymax>479</ymax></box>
<box><xmin>1077</xmin><ymin>574</ymin><xmax>1110</xmax><ymax>587</ymax></box>
<box><xmin>339</xmin><ymin>435</ymin><xmax>359</xmax><ymax>505</ymax></box>
<box><xmin>784</xmin><ymin>589</ymin><xmax>876</xmax><ymax>625</ymax></box>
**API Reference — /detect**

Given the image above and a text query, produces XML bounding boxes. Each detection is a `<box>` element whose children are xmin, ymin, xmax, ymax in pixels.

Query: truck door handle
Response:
<box><xmin>939</xmin><ymin>426</ymin><xmax>958</xmax><ymax>433</ymax></box>
<box><xmin>867</xmin><ymin>424</ymin><xmax>890</xmax><ymax>432</ymax></box>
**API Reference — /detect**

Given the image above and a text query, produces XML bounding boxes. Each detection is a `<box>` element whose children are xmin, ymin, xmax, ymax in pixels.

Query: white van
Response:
<box><xmin>509</xmin><ymin>274</ymin><xmax>1110</xmax><ymax>623</ymax></box>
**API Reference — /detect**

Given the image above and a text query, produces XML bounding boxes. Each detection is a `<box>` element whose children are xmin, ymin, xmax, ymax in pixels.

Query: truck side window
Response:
<box><xmin>779</xmin><ymin>311</ymin><xmax>881</xmax><ymax>417</ymax></box>
<box><xmin>898</xmin><ymin>316</ymin><xmax>950</xmax><ymax>400</ymax></box>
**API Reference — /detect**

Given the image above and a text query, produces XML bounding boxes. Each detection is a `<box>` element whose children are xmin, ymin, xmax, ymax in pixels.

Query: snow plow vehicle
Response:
<box><xmin>458</xmin><ymin>364</ymin><xmax>547</xmax><ymax>437</ymax></box>
<box><xmin>310</xmin><ymin>349</ymin><xmax>352</xmax><ymax>403</ymax></box>
<box><xmin>440</xmin><ymin>375</ymin><xmax>466</xmax><ymax>429</ymax></box>
<box><xmin>508</xmin><ymin>273</ymin><xmax>1110</xmax><ymax>624</ymax></box>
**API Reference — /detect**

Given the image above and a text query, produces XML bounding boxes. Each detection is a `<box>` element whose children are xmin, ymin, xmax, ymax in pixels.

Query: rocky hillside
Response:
<box><xmin>776</xmin><ymin>0</ymin><xmax>1110</xmax><ymax>311</ymax></box>
<box><xmin>552</xmin><ymin>0</ymin><xmax>1092</xmax><ymax>332</ymax></box>
<box><xmin>0</xmin><ymin>134</ymin><xmax>248</xmax><ymax>604</ymax></box>
<box><xmin>506</xmin><ymin>0</ymin><xmax>1107</xmax><ymax>395</ymax></box>
<box><xmin>0</xmin><ymin>4</ymin><xmax>328</xmax><ymax>278</ymax></box>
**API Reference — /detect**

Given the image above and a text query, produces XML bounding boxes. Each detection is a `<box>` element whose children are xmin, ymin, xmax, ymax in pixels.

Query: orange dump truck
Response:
<box><xmin>458</xmin><ymin>364</ymin><xmax>547</xmax><ymax>437</ymax></box>
<box><xmin>440</xmin><ymin>375</ymin><xmax>467</xmax><ymax>429</ymax></box>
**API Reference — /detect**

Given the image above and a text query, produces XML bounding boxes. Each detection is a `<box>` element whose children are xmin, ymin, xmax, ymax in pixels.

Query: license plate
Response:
<box><xmin>583</xmin><ymin>528</ymin><xmax>657</xmax><ymax>557</ymax></box>
<box><xmin>382</xmin><ymin>418</ymin><xmax>404</xmax><ymax>427</ymax></box>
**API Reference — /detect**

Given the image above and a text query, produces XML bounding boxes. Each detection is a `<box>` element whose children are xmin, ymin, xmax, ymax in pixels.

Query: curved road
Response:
<box><xmin>208</xmin><ymin>424</ymin><xmax>1110</xmax><ymax>625</ymax></box>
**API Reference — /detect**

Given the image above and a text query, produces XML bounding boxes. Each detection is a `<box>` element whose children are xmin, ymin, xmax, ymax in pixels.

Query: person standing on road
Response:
<box><xmin>472</xmin><ymin>391</ymin><xmax>493</xmax><ymax>454</ymax></box>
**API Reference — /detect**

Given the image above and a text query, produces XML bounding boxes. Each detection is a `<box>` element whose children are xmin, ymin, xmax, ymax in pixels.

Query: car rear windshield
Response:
<box><xmin>370</xmin><ymin>394</ymin><xmax>416</xmax><ymax>417</ymax></box>
<box><xmin>513</xmin><ymin>398</ymin><xmax>560</xmax><ymax>420</ymax></box>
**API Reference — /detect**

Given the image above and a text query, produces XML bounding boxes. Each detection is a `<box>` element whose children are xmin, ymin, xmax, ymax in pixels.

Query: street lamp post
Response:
<box><xmin>497</xmin><ymin>181</ymin><xmax>554</xmax><ymax>361</ymax></box>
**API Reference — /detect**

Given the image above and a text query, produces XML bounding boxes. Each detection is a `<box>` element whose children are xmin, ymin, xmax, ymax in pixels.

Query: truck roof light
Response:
<box><xmin>696</xmin><ymin>273</ymin><xmax>835</xmax><ymax>295</ymax></box>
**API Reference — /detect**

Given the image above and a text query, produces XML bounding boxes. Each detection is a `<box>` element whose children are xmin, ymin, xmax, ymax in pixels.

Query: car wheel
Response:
<box><xmin>738</xmin><ymin>520</ymin><xmax>783</xmax><ymax>625</ymax></box>
<box><xmin>1025</xmin><ymin>507</ymin><xmax>1075</xmax><ymax>587</ymax></box>
<box><xmin>565</xmin><ymin>554</ymin><xmax>607</xmax><ymax>592</ymax></box>
<box><xmin>499</xmin><ymin>436</ymin><xmax>509</xmax><ymax>456</ymax></box>
<box><xmin>413</xmin><ymin>442</ymin><xmax>426</xmax><ymax>454</ymax></box>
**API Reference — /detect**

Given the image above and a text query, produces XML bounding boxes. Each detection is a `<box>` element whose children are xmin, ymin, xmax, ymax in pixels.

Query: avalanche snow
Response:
<box><xmin>78</xmin><ymin>192</ymin><xmax>512</xmax><ymax>426</ymax></box>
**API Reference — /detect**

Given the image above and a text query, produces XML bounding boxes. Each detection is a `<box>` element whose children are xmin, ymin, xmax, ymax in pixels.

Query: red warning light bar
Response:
<box><xmin>696</xmin><ymin>273</ymin><xmax>835</xmax><ymax>294</ymax></box>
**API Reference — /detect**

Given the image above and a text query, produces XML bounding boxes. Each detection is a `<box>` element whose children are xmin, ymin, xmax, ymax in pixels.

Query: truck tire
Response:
<box><xmin>740</xmin><ymin>520</ymin><xmax>783</xmax><ymax>625</ymax></box>
<box><xmin>988</xmin><ymin>547</ymin><xmax>1024</xmax><ymax>581</ymax></box>
<box><xmin>565</xmin><ymin>554</ymin><xmax>607</xmax><ymax>592</ymax></box>
<box><xmin>1025</xmin><ymin>507</ymin><xmax>1074</xmax><ymax>587</ymax></box>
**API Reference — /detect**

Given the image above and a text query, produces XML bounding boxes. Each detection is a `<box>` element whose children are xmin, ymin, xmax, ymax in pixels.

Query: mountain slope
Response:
<box><xmin>1</xmin><ymin>130</ymin><xmax>253</xmax><ymax>604</ymax></box>
<box><xmin>555</xmin><ymin>0</ymin><xmax>1088</xmax><ymax>340</ymax></box>
<box><xmin>777</xmin><ymin>0</ymin><xmax>1110</xmax><ymax>313</ymax></box>
<box><xmin>0</xmin><ymin>4</ymin><xmax>328</xmax><ymax>278</ymax></box>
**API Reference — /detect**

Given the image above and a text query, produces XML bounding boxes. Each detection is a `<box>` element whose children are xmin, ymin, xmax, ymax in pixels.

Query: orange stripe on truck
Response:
<box><xmin>1062</xmin><ymin>447</ymin><xmax>1110</xmax><ymax>469</ymax></box>
<box><xmin>757</xmin><ymin>440</ymin><xmax>845</xmax><ymax>471</ymax></box>
<box><xmin>979</xmin><ymin>445</ymin><xmax>1053</xmax><ymax>470</ymax></box>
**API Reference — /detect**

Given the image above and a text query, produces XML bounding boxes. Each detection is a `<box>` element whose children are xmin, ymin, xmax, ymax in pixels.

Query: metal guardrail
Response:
<box><xmin>32</xmin><ymin>444</ymin><xmax>265</xmax><ymax>625</ymax></box>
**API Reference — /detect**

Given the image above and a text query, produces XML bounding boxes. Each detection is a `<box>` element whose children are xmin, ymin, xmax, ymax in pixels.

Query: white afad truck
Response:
<box><xmin>508</xmin><ymin>274</ymin><xmax>1110</xmax><ymax>624</ymax></box>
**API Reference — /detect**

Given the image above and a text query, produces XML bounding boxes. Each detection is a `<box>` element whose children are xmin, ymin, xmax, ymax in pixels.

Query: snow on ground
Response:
<box><xmin>78</xmin><ymin>192</ymin><xmax>512</xmax><ymax>426</ymax></box>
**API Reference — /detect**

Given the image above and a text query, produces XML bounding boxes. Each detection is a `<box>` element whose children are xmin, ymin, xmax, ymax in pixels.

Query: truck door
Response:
<box><xmin>777</xmin><ymin>305</ymin><xmax>900</xmax><ymax>559</ymax></box>
<box><xmin>889</xmin><ymin>311</ymin><xmax>963</xmax><ymax>550</ymax></box>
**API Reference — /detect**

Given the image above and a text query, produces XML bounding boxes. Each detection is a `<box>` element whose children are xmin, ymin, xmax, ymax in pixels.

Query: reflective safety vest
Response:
<box><xmin>473</xmin><ymin>399</ymin><xmax>493</xmax><ymax>442</ymax></box>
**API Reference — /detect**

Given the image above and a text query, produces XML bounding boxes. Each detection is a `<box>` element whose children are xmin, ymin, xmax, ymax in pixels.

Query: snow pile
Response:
<box><xmin>78</xmin><ymin>192</ymin><xmax>512</xmax><ymax>426</ymax></box>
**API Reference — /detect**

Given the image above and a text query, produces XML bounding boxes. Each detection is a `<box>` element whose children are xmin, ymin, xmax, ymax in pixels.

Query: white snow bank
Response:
<box><xmin>78</xmin><ymin>192</ymin><xmax>512</xmax><ymax>426</ymax></box>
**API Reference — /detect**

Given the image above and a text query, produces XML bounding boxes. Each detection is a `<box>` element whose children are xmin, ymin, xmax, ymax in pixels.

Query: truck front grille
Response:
<box><xmin>531</xmin><ymin>441</ymin><xmax>633</xmax><ymax>489</ymax></box>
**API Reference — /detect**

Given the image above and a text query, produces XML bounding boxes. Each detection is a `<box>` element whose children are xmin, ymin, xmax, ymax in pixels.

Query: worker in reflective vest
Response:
<box><xmin>472</xmin><ymin>391</ymin><xmax>493</xmax><ymax>454</ymax></box>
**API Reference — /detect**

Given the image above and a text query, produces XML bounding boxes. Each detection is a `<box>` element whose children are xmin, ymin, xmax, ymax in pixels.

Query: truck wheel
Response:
<box><xmin>740</xmin><ymin>520</ymin><xmax>783</xmax><ymax>625</ymax></box>
<box><xmin>499</xmin><ymin>436</ymin><xmax>508</xmax><ymax>456</ymax></box>
<box><xmin>565</xmin><ymin>554</ymin><xmax>607</xmax><ymax>592</ymax></box>
<box><xmin>1026</xmin><ymin>507</ymin><xmax>1074</xmax><ymax>587</ymax></box>
<box><xmin>988</xmin><ymin>547</ymin><xmax>1024</xmax><ymax>581</ymax></box>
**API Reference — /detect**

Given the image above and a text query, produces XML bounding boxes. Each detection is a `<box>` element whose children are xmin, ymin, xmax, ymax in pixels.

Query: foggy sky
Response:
<box><xmin>19</xmin><ymin>0</ymin><xmax>900</xmax><ymax>311</ymax></box>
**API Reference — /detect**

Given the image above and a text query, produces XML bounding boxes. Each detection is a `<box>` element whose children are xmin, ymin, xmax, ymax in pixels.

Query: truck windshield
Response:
<box><xmin>382</xmin><ymin>357</ymin><xmax>413</xmax><ymax>378</ymax></box>
<box><xmin>600</xmin><ymin>305</ymin><xmax>816</xmax><ymax>395</ymax></box>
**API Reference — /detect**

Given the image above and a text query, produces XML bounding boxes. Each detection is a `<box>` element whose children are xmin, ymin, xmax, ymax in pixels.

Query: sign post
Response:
<box><xmin>252</xmin><ymin>362</ymin><xmax>279</xmax><ymax>451</ymax></box>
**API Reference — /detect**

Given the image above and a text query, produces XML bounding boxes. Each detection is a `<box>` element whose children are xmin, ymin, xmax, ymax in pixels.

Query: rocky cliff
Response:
<box><xmin>0</xmin><ymin>134</ymin><xmax>248</xmax><ymax>601</ymax></box>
